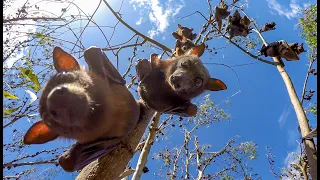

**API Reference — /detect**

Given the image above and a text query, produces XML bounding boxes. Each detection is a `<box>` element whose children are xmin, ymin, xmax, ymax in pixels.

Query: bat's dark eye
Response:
<box><xmin>194</xmin><ymin>78</ymin><xmax>203</xmax><ymax>87</ymax></box>
<box><xmin>182</xmin><ymin>45</ymin><xmax>187</xmax><ymax>51</ymax></box>
<box><xmin>181</xmin><ymin>60</ymin><xmax>191</xmax><ymax>68</ymax></box>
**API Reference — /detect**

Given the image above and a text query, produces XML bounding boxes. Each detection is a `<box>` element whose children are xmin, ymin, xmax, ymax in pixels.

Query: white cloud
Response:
<box><xmin>136</xmin><ymin>17</ymin><xmax>144</xmax><ymax>25</ymax></box>
<box><xmin>266</xmin><ymin>0</ymin><xmax>309</xmax><ymax>19</ymax></box>
<box><xmin>130</xmin><ymin>0</ymin><xmax>185</xmax><ymax>38</ymax></box>
<box><xmin>283</xmin><ymin>145</ymin><xmax>302</xmax><ymax>179</ymax></box>
<box><xmin>278</xmin><ymin>106</ymin><xmax>290</xmax><ymax>128</ymax></box>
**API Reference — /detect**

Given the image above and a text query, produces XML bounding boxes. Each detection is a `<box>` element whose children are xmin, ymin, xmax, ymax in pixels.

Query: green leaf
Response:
<box><xmin>4</xmin><ymin>107</ymin><xmax>19</xmax><ymax>115</ymax></box>
<box><xmin>19</xmin><ymin>68</ymin><xmax>41</xmax><ymax>92</ymax></box>
<box><xmin>3</xmin><ymin>90</ymin><xmax>19</xmax><ymax>100</ymax></box>
<box><xmin>310</xmin><ymin>105</ymin><xmax>317</xmax><ymax>116</ymax></box>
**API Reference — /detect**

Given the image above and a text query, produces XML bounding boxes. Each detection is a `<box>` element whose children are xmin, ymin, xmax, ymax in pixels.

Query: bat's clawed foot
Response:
<box><xmin>135</xmin><ymin>59</ymin><xmax>152</xmax><ymax>83</ymax></box>
<box><xmin>59</xmin><ymin>143</ymin><xmax>80</xmax><ymax>172</ymax></box>
<box><xmin>166</xmin><ymin>102</ymin><xmax>198</xmax><ymax>117</ymax></box>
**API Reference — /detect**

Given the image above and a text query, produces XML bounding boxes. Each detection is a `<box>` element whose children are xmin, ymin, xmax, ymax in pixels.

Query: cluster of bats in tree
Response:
<box><xmin>214</xmin><ymin>2</ymin><xmax>305</xmax><ymax>63</ymax></box>
<box><xmin>23</xmin><ymin>24</ymin><xmax>227</xmax><ymax>172</ymax></box>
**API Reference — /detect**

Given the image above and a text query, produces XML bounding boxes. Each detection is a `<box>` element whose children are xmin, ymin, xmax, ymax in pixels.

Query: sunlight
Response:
<box><xmin>39</xmin><ymin>0</ymin><xmax>102</xmax><ymax>16</ymax></box>
<box><xmin>3</xmin><ymin>0</ymin><xmax>104</xmax><ymax>68</ymax></box>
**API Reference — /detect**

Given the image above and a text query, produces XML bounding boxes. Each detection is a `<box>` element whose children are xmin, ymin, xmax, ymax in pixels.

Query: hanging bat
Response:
<box><xmin>23</xmin><ymin>46</ymin><xmax>141</xmax><ymax>172</ymax></box>
<box><xmin>172</xmin><ymin>24</ymin><xmax>197</xmax><ymax>41</ymax></box>
<box><xmin>260</xmin><ymin>22</ymin><xmax>276</xmax><ymax>32</ymax></box>
<box><xmin>226</xmin><ymin>10</ymin><xmax>252</xmax><ymax>39</ymax></box>
<box><xmin>214</xmin><ymin>5</ymin><xmax>230</xmax><ymax>30</ymax></box>
<box><xmin>136</xmin><ymin>43</ymin><xmax>227</xmax><ymax>117</ymax></box>
<box><xmin>173</xmin><ymin>39</ymin><xmax>195</xmax><ymax>57</ymax></box>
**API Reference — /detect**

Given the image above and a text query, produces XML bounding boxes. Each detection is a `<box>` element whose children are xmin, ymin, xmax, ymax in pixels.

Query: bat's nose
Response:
<box><xmin>46</xmin><ymin>85</ymin><xmax>89</xmax><ymax>124</ymax></box>
<box><xmin>170</xmin><ymin>73</ymin><xmax>192</xmax><ymax>91</ymax></box>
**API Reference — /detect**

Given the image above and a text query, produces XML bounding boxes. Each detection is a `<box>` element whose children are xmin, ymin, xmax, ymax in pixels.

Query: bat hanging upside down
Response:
<box><xmin>136</xmin><ymin>43</ymin><xmax>227</xmax><ymax>117</ymax></box>
<box><xmin>23</xmin><ymin>46</ymin><xmax>141</xmax><ymax>172</ymax></box>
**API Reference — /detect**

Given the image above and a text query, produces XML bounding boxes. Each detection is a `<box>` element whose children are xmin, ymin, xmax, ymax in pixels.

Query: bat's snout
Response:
<box><xmin>46</xmin><ymin>85</ymin><xmax>89</xmax><ymax>124</ymax></box>
<box><xmin>169</xmin><ymin>73</ymin><xmax>193</xmax><ymax>92</ymax></box>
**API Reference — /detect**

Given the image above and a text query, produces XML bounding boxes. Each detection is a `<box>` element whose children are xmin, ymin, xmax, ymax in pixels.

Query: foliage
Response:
<box><xmin>299</xmin><ymin>4</ymin><xmax>317</xmax><ymax>51</ymax></box>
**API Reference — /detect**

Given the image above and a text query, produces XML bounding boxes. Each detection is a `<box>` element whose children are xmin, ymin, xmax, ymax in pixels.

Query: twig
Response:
<box><xmin>195</xmin><ymin>136</ymin><xmax>204</xmax><ymax>180</ymax></box>
<box><xmin>122</xmin><ymin>37</ymin><xmax>140</xmax><ymax>78</ymax></box>
<box><xmin>210</xmin><ymin>23</ymin><xmax>277</xmax><ymax>66</ymax></box>
<box><xmin>131</xmin><ymin>112</ymin><xmax>161</xmax><ymax>180</ymax></box>
<box><xmin>4</xmin><ymin>17</ymin><xmax>65</xmax><ymax>23</ymax></box>
<box><xmin>102</xmin><ymin>0</ymin><xmax>172</xmax><ymax>53</ymax></box>
<box><xmin>170</xmin><ymin>148</ymin><xmax>182</xmax><ymax>180</ymax></box>
<box><xmin>300</xmin><ymin>52</ymin><xmax>316</xmax><ymax>104</ymax></box>
<box><xmin>3</xmin><ymin>160</ymin><xmax>58</xmax><ymax>168</ymax></box>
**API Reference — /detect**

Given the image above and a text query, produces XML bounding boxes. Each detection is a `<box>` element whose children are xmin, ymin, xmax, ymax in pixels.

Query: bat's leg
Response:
<box><xmin>172</xmin><ymin>32</ymin><xmax>182</xmax><ymax>40</ymax></box>
<box><xmin>135</xmin><ymin>59</ymin><xmax>152</xmax><ymax>83</ymax></box>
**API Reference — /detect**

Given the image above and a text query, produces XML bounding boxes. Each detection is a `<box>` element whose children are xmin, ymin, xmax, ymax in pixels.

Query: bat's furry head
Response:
<box><xmin>43</xmin><ymin>48</ymin><xmax>109</xmax><ymax>139</ymax></box>
<box><xmin>154</xmin><ymin>44</ymin><xmax>227</xmax><ymax>99</ymax></box>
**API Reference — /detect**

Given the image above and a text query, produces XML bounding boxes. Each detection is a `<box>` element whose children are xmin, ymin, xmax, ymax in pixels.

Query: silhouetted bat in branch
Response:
<box><xmin>23</xmin><ymin>46</ymin><xmax>141</xmax><ymax>172</ymax></box>
<box><xmin>136</xmin><ymin>43</ymin><xmax>227</xmax><ymax>117</ymax></box>
<box><xmin>172</xmin><ymin>24</ymin><xmax>197</xmax><ymax>41</ymax></box>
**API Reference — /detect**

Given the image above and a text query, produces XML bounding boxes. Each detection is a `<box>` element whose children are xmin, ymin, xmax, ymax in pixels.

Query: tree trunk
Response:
<box><xmin>76</xmin><ymin>100</ymin><xmax>155</xmax><ymax>180</ymax></box>
<box><xmin>255</xmin><ymin>28</ymin><xmax>317</xmax><ymax>179</ymax></box>
<box><xmin>272</xmin><ymin>56</ymin><xmax>317</xmax><ymax>179</ymax></box>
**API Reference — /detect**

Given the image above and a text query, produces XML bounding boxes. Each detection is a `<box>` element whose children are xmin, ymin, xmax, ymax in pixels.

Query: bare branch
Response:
<box><xmin>3</xmin><ymin>160</ymin><xmax>58</xmax><ymax>168</ymax></box>
<box><xmin>132</xmin><ymin>112</ymin><xmax>161</xmax><ymax>180</ymax></box>
<box><xmin>4</xmin><ymin>17</ymin><xmax>65</xmax><ymax>23</ymax></box>
<box><xmin>102</xmin><ymin>0</ymin><xmax>172</xmax><ymax>53</ymax></box>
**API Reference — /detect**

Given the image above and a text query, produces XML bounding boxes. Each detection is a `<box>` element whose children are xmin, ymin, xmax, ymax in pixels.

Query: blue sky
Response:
<box><xmin>3</xmin><ymin>0</ymin><xmax>317</xmax><ymax>179</ymax></box>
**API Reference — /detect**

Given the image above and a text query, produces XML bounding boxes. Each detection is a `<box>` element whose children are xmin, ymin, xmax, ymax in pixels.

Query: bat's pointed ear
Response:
<box><xmin>150</xmin><ymin>54</ymin><xmax>159</xmax><ymax>61</ymax></box>
<box><xmin>206</xmin><ymin>78</ymin><xmax>227</xmax><ymax>91</ymax></box>
<box><xmin>178</xmin><ymin>24</ymin><xmax>182</xmax><ymax>29</ymax></box>
<box><xmin>188</xmin><ymin>43</ymin><xmax>205</xmax><ymax>57</ymax></box>
<box><xmin>24</xmin><ymin>120</ymin><xmax>59</xmax><ymax>144</ymax></box>
<box><xmin>53</xmin><ymin>46</ymin><xmax>80</xmax><ymax>72</ymax></box>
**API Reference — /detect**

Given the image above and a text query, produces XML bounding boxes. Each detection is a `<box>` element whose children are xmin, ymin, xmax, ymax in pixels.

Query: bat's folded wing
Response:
<box><xmin>59</xmin><ymin>137</ymin><xmax>123</xmax><ymax>172</ymax></box>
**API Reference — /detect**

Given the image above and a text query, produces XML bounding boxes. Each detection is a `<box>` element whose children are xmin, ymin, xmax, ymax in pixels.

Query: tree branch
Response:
<box><xmin>102</xmin><ymin>0</ymin><xmax>172</xmax><ymax>53</ymax></box>
<box><xmin>132</xmin><ymin>112</ymin><xmax>161</xmax><ymax>180</ymax></box>
<box><xmin>3</xmin><ymin>17</ymin><xmax>65</xmax><ymax>23</ymax></box>
<box><xmin>239</xmin><ymin>7</ymin><xmax>318</xmax><ymax>179</ymax></box>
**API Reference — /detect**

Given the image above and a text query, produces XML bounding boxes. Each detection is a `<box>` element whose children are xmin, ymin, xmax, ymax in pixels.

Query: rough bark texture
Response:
<box><xmin>76</xmin><ymin>100</ymin><xmax>155</xmax><ymax>180</ymax></box>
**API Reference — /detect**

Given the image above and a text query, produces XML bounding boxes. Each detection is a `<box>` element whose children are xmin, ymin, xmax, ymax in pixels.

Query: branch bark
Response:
<box><xmin>131</xmin><ymin>112</ymin><xmax>161</xmax><ymax>180</ymax></box>
<box><xmin>3</xmin><ymin>17</ymin><xmax>65</xmax><ymax>23</ymax></box>
<box><xmin>75</xmin><ymin>101</ymin><xmax>155</xmax><ymax>180</ymax></box>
